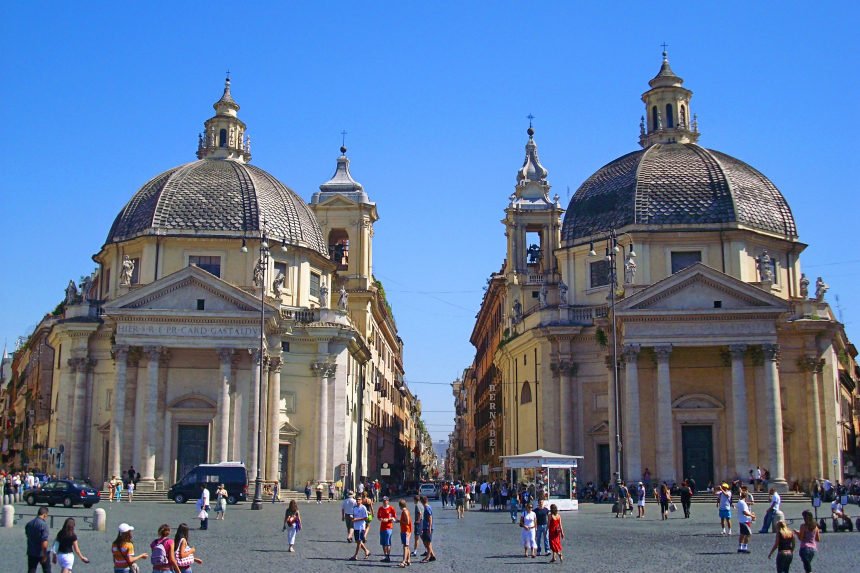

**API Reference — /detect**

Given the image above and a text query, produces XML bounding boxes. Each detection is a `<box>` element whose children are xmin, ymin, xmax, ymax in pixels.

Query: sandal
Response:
<box><xmin>349</xmin><ymin>556</ymin><xmax>358</xmax><ymax>561</ymax></box>
<box><xmin>397</xmin><ymin>564</ymin><xmax>407</xmax><ymax>568</ymax></box>
<box><xmin>420</xmin><ymin>558</ymin><xmax>430</xmax><ymax>563</ymax></box>
<box><xmin>365</xmin><ymin>552</ymin><xmax>371</xmax><ymax>560</ymax></box>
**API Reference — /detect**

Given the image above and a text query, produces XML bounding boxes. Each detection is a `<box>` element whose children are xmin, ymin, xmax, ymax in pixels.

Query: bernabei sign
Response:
<box><xmin>116</xmin><ymin>323</ymin><xmax>261</xmax><ymax>338</ymax></box>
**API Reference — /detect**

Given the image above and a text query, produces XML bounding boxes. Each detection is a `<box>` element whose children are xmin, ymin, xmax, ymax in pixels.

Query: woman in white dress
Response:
<box><xmin>519</xmin><ymin>502</ymin><xmax>537</xmax><ymax>558</ymax></box>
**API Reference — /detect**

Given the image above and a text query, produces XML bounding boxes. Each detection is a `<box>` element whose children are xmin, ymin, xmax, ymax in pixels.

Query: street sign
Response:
<box><xmin>381</xmin><ymin>468</ymin><xmax>391</xmax><ymax>476</ymax></box>
<box><xmin>832</xmin><ymin>458</ymin><xmax>838</xmax><ymax>466</ymax></box>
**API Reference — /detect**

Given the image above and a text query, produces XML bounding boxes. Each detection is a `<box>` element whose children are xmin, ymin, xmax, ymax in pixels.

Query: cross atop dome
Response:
<box><xmin>197</xmin><ymin>77</ymin><xmax>251</xmax><ymax>162</ymax></box>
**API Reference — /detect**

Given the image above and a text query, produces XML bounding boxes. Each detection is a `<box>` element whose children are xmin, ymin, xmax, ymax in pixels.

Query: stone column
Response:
<box><xmin>312</xmin><ymin>362</ymin><xmax>333</xmax><ymax>482</ymax></box>
<box><xmin>606</xmin><ymin>360</ymin><xmax>618</xmax><ymax>484</ymax></box>
<box><xmin>808</xmin><ymin>358</ymin><xmax>825</xmax><ymax>480</ymax></box>
<box><xmin>267</xmin><ymin>357</ymin><xmax>283</xmax><ymax>481</ymax></box>
<box><xmin>216</xmin><ymin>348</ymin><xmax>234</xmax><ymax>463</ymax></box>
<box><xmin>729</xmin><ymin>344</ymin><xmax>750</xmax><ymax>477</ymax></box>
<box><xmin>623</xmin><ymin>345</ymin><xmax>642</xmax><ymax>484</ymax></box>
<box><xmin>247</xmin><ymin>349</ymin><xmax>262</xmax><ymax>479</ymax></box>
<box><xmin>141</xmin><ymin>346</ymin><xmax>162</xmax><ymax>483</ymax></box>
<box><xmin>109</xmin><ymin>345</ymin><xmax>130</xmax><ymax>480</ymax></box>
<box><xmin>81</xmin><ymin>359</ymin><xmax>97</xmax><ymax>480</ymax></box>
<box><xmin>654</xmin><ymin>345</ymin><xmax>675</xmax><ymax>483</ymax></box>
<box><xmin>551</xmin><ymin>361</ymin><xmax>574</xmax><ymax>455</ymax></box>
<box><xmin>762</xmin><ymin>344</ymin><xmax>787</xmax><ymax>489</ymax></box>
<box><xmin>68</xmin><ymin>357</ymin><xmax>88</xmax><ymax>479</ymax></box>
<box><xmin>161</xmin><ymin>411</ymin><xmax>173</xmax><ymax>484</ymax></box>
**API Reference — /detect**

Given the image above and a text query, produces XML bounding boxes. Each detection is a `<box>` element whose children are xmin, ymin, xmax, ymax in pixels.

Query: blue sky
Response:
<box><xmin>1</xmin><ymin>2</ymin><xmax>857</xmax><ymax>442</ymax></box>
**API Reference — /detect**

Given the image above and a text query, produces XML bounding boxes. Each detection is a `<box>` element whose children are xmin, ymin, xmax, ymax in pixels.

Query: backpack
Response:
<box><xmin>150</xmin><ymin>538</ymin><xmax>169</xmax><ymax>566</ymax></box>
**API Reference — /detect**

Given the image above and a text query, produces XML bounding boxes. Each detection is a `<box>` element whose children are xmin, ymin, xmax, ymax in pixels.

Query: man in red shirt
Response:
<box><xmin>377</xmin><ymin>496</ymin><xmax>397</xmax><ymax>563</ymax></box>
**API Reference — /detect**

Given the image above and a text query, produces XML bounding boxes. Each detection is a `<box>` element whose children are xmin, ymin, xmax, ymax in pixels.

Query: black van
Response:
<box><xmin>167</xmin><ymin>462</ymin><xmax>247</xmax><ymax>504</ymax></box>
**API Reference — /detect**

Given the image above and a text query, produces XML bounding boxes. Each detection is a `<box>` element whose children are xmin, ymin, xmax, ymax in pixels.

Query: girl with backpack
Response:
<box><xmin>174</xmin><ymin>523</ymin><xmax>203</xmax><ymax>573</ymax></box>
<box><xmin>150</xmin><ymin>524</ymin><xmax>181</xmax><ymax>573</ymax></box>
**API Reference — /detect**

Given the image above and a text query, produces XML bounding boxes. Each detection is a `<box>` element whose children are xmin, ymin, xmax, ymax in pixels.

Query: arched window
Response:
<box><xmin>680</xmin><ymin>105</ymin><xmax>686</xmax><ymax>127</ymax></box>
<box><xmin>219</xmin><ymin>128</ymin><xmax>227</xmax><ymax>148</ymax></box>
<box><xmin>665</xmin><ymin>104</ymin><xmax>674</xmax><ymax>128</ymax></box>
<box><xmin>651</xmin><ymin>106</ymin><xmax>659</xmax><ymax>132</ymax></box>
<box><xmin>520</xmin><ymin>381</ymin><xmax>532</xmax><ymax>404</ymax></box>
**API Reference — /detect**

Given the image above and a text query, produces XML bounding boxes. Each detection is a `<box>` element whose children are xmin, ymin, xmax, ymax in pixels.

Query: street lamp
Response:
<box><xmin>588</xmin><ymin>230</ymin><xmax>634</xmax><ymax>492</ymax></box>
<box><xmin>248</xmin><ymin>221</ymin><xmax>270</xmax><ymax>510</ymax></box>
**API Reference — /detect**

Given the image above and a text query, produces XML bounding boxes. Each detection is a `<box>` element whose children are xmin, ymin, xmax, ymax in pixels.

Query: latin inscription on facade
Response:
<box><xmin>116</xmin><ymin>323</ymin><xmax>260</xmax><ymax>338</ymax></box>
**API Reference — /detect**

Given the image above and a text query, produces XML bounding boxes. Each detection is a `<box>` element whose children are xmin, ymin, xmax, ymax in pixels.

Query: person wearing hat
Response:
<box><xmin>111</xmin><ymin>523</ymin><xmax>148</xmax><ymax>572</ymax></box>
<box><xmin>716</xmin><ymin>483</ymin><xmax>733</xmax><ymax>535</ymax></box>
<box><xmin>377</xmin><ymin>496</ymin><xmax>397</xmax><ymax>562</ymax></box>
<box><xmin>341</xmin><ymin>491</ymin><xmax>357</xmax><ymax>542</ymax></box>
<box><xmin>636</xmin><ymin>482</ymin><xmax>647</xmax><ymax>518</ymax></box>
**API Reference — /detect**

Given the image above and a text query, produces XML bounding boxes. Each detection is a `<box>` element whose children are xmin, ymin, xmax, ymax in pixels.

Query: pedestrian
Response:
<box><xmin>768</xmin><ymin>521</ymin><xmax>795</xmax><ymax>572</ymax></box>
<box><xmin>150</xmin><ymin>524</ymin><xmax>181</xmax><ymax>573</ymax></box>
<box><xmin>126</xmin><ymin>479</ymin><xmax>134</xmax><ymax>502</ymax></box>
<box><xmin>759</xmin><ymin>487</ymin><xmax>781</xmax><ymax>534</ymax></box>
<box><xmin>214</xmin><ymin>484</ymin><xmax>227</xmax><ymax>520</ymax></box>
<box><xmin>174</xmin><ymin>523</ymin><xmax>203</xmax><ymax>573</ymax></box>
<box><xmin>377</xmin><ymin>496</ymin><xmax>397</xmax><ymax>562</ymax></box>
<box><xmin>397</xmin><ymin>499</ymin><xmax>412</xmax><ymax>568</ymax></box>
<box><xmin>736</xmin><ymin>486</ymin><xmax>756</xmax><ymax>554</ymax></box>
<box><xmin>687</xmin><ymin>475</ymin><xmax>697</xmax><ymax>495</ymax></box>
<box><xmin>519</xmin><ymin>501</ymin><xmax>537</xmax><ymax>558</ymax></box>
<box><xmin>25</xmin><ymin>506</ymin><xmax>51</xmax><ymax>573</ymax></box>
<box><xmin>329</xmin><ymin>482</ymin><xmax>335</xmax><ymax>501</ymax></box>
<box><xmin>717</xmin><ymin>483</ymin><xmax>733</xmax><ymax>535</ymax></box>
<box><xmin>111</xmin><ymin>523</ymin><xmax>148</xmax><ymax>573</ymax></box>
<box><xmin>350</xmin><ymin>493</ymin><xmax>371</xmax><ymax>560</ymax></box>
<box><xmin>534</xmin><ymin>497</ymin><xmax>550</xmax><ymax>556</ymax></box>
<box><xmin>113</xmin><ymin>475</ymin><xmax>123</xmax><ymax>502</ymax></box>
<box><xmin>636</xmin><ymin>481</ymin><xmax>647</xmax><ymax>518</ymax></box>
<box><xmin>793</xmin><ymin>510</ymin><xmax>820</xmax><ymax>572</ymax></box>
<box><xmin>52</xmin><ymin>517</ymin><xmax>89</xmax><ymax>572</ymax></box>
<box><xmin>282</xmin><ymin>500</ymin><xmax>302</xmax><ymax>552</ymax></box>
<box><xmin>679</xmin><ymin>480</ymin><xmax>693</xmax><ymax>519</ymax></box>
<box><xmin>316</xmin><ymin>481</ymin><xmax>324</xmax><ymax>504</ymax></box>
<box><xmin>548</xmin><ymin>503</ymin><xmax>565</xmax><ymax>563</ymax></box>
<box><xmin>659</xmin><ymin>483</ymin><xmax>672</xmax><ymax>521</ymax></box>
<box><xmin>455</xmin><ymin>483</ymin><xmax>465</xmax><ymax>519</ymax></box>
<box><xmin>272</xmin><ymin>481</ymin><xmax>280</xmax><ymax>504</ymax></box>
<box><xmin>419</xmin><ymin>496</ymin><xmax>436</xmax><ymax>563</ymax></box>
<box><xmin>197</xmin><ymin>483</ymin><xmax>210</xmax><ymax>530</ymax></box>
<box><xmin>441</xmin><ymin>483</ymin><xmax>448</xmax><ymax>508</ymax></box>
<box><xmin>127</xmin><ymin>466</ymin><xmax>136</xmax><ymax>486</ymax></box>
<box><xmin>108</xmin><ymin>476</ymin><xmax>116</xmax><ymax>504</ymax></box>
<box><xmin>509</xmin><ymin>489</ymin><xmax>520</xmax><ymax>523</ymax></box>
<box><xmin>361</xmin><ymin>490</ymin><xmax>375</xmax><ymax>527</ymax></box>
<box><xmin>341</xmin><ymin>490</ymin><xmax>357</xmax><ymax>542</ymax></box>
<box><xmin>412</xmin><ymin>495</ymin><xmax>424</xmax><ymax>557</ymax></box>
<box><xmin>756</xmin><ymin>466</ymin><xmax>763</xmax><ymax>492</ymax></box>
<box><xmin>616</xmin><ymin>482</ymin><xmax>631</xmax><ymax>518</ymax></box>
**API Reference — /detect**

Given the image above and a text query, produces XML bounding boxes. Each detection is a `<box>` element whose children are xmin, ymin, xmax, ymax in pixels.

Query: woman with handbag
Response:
<box><xmin>52</xmin><ymin>518</ymin><xmax>89</xmax><ymax>572</ymax></box>
<box><xmin>659</xmin><ymin>483</ymin><xmax>672</xmax><ymax>520</ymax></box>
<box><xmin>174</xmin><ymin>523</ymin><xmax>203</xmax><ymax>573</ymax></box>
<box><xmin>111</xmin><ymin>523</ymin><xmax>148</xmax><ymax>573</ymax></box>
<box><xmin>282</xmin><ymin>500</ymin><xmax>302</xmax><ymax>552</ymax></box>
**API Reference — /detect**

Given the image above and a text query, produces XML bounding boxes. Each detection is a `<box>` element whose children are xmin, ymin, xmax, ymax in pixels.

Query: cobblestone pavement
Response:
<box><xmin>2</xmin><ymin>498</ymin><xmax>859</xmax><ymax>572</ymax></box>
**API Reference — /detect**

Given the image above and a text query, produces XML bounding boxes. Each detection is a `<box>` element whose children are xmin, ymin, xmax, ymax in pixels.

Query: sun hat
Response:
<box><xmin>721</xmin><ymin>483</ymin><xmax>729</xmax><ymax>489</ymax></box>
<box><xmin>118</xmin><ymin>523</ymin><xmax>134</xmax><ymax>533</ymax></box>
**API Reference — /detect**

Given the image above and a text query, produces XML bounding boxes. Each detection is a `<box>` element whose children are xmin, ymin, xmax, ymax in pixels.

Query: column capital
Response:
<box><xmin>550</xmin><ymin>361</ymin><xmax>578</xmax><ymax>377</ymax></box>
<box><xmin>622</xmin><ymin>345</ymin><xmax>641</xmax><ymax>364</ymax></box>
<box><xmin>112</xmin><ymin>344</ymin><xmax>131</xmax><ymax>362</ymax></box>
<box><xmin>312</xmin><ymin>362</ymin><xmax>337</xmax><ymax>377</ymax></box>
<box><xmin>813</xmin><ymin>358</ymin><xmax>826</xmax><ymax>374</ymax></box>
<box><xmin>86</xmin><ymin>358</ymin><xmax>98</xmax><ymax>373</ymax></box>
<box><xmin>653</xmin><ymin>345</ymin><xmax>673</xmax><ymax>363</ymax></box>
<box><xmin>247</xmin><ymin>348</ymin><xmax>262</xmax><ymax>363</ymax></box>
<box><xmin>267</xmin><ymin>356</ymin><xmax>284</xmax><ymax>371</ymax></box>
<box><xmin>728</xmin><ymin>344</ymin><xmax>748</xmax><ymax>361</ymax></box>
<box><xmin>216</xmin><ymin>347</ymin><xmax>234</xmax><ymax>364</ymax></box>
<box><xmin>143</xmin><ymin>345</ymin><xmax>163</xmax><ymax>362</ymax></box>
<box><xmin>797</xmin><ymin>355</ymin><xmax>818</xmax><ymax>372</ymax></box>
<box><xmin>67</xmin><ymin>357</ymin><xmax>87</xmax><ymax>372</ymax></box>
<box><xmin>762</xmin><ymin>343</ymin><xmax>780</xmax><ymax>362</ymax></box>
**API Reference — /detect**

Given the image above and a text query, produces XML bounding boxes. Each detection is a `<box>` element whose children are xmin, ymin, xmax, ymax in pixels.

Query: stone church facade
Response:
<box><xmin>467</xmin><ymin>54</ymin><xmax>858</xmax><ymax>491</ymax></box>
<box><xmin>1</xmin><ymin>78</ymin><xmax>420</xmax><ymax>491</ymax></box>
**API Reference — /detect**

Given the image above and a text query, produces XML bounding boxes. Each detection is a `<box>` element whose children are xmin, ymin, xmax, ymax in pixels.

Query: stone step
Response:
<box><xmin>97</xmin><ymin>490</ymin><xmax>307</xmax><ymax>502</ymax></box>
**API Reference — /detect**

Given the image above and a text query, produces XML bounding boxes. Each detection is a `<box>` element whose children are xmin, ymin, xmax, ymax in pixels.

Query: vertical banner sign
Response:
<box><xmin>488</xmin><ymin>379</ymin><xmax>497</xmax><ymax>455</ymax></box>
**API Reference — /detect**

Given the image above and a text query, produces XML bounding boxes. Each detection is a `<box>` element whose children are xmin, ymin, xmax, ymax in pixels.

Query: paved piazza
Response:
<box><xmin>3</xmin><ymin>499</ymin><xmax>860</xmax><ymax>572</ymax></box>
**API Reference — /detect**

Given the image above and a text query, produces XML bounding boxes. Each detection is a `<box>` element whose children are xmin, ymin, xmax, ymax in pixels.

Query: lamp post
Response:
<box><xmin>588</xmin><ymin>230</ymin><xmax>635</xmax><ymax>492</ymax></box>
<box><xmin>245</xmin><ymin>221</ymin><xmax>270</xmax><ymax>510</ymax></box>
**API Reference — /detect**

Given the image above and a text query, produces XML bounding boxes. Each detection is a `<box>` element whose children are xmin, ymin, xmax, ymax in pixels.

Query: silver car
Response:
<box><xmin>419</xmin><ymin>483</ymin><xmax>438</xmax><ymax>500</ymax></box>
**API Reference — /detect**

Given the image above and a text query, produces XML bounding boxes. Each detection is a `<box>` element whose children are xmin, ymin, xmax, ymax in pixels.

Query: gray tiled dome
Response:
<box><xmin>106</xmin><ymin>159</ymin><xmax>328</xmax><ymax>256</ymax></box>
<box><xmin>561</xmin><ymin>143</ymin><xmax>796</xmax><ymax>242</ymax></box>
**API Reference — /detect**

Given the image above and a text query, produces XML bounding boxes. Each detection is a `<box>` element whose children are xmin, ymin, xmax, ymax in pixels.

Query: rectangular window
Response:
<box><xmin>281</xmin><ymin>391</ymin><xmax>297</xmax><ymax>413</ymax></box>
<box><xmin>671</xmin><ymin>251</ymin><xmax>702</xmax><ymax>274</ymax></box>
<box><xmin>310</xmin><ymin>272</ymin><xmax>321</xmax><ymax>299</ymax></box>
<box><xmin>281</xmin><ymin>341</ymin><xmax>290</xmax><ymax>353</ymax></box>
<box><xmin>130</xmin><ymin>258</ymin><xmax>140</xmax><ymax>284</ymax></box>
<box><xmin>106</xmin><ymin>389</ymin><xmax>113</xmax><ymax>411</ymax></box>
<box><xmin>196</xmin><ymin>299</ymin><xmax>205</xmax><ymax>311</ymax></box>
<box><xmin>589</xmin><ymin>260</ymin><xmax>611</xmax><ymax>288</ymax></box>
<box><xmin>104</xmin><ymin>269</ymin><xmax>110</xmax><ymax>297</ymax></box>
<box><xmin>188</xmin><ymin>255</ymin><xmax>222</xmax><ymax>278</ymax></box>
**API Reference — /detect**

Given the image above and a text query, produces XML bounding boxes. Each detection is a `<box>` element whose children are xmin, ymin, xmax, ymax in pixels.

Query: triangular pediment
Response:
<box><xmin>318</xmin><ymin>194</ymin><xmax>360</xmax><ymax>208</ymax></box>
<box><xmin>102</xmin><ymin>265</ymin><xmax>277</xmax><ymax>314</ymax></box>
<box><xmin>616</xmin><ymin>263</ymin><xmax>788</xmax><ymax>313</ymax></box>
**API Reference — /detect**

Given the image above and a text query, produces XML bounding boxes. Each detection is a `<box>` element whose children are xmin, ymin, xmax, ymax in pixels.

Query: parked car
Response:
<box><xmin>167</xmin><ymin>462</ymin><xmax>247</xmax><ymax>505</ymax></box>
<box><xmin>26</xmin><ymin>480</ymin><xmax>101</xmax><ymax>508</ymax></box>
<box><xmin>419</xmin><ymin>482</ymin><xmax>439</xmax><ymax>500</ymax></box>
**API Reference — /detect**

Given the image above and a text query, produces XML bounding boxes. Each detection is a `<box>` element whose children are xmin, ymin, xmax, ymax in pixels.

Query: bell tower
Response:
<box><xmin>196</xmin><ymin>76</ymin><xmax>252</xmax><ymax>162</ymax></box>
<box><xmin>639</xmin><ymin>51</ymin><xmax>700</xmax><ymax>147</ymax></box>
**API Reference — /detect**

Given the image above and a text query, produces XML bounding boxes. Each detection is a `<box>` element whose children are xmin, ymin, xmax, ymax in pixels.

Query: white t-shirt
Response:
<box><xmin>756</xmin><ymin>469</ymin><xmax>762</xmax><ymax>480</ymax></box>
<box><xmin>770</xmin><ymin>492</ymin><xmax>781</xmax><ymax>511</ymax></box>
<box><xmin>201</xmin><ymin>488</ymin><xmax>210</xmax><ymax>506</ymax></box>
<box><xmin>352</xmin><ymin>504</ymin><xmax>369</xmax><ymax>531</ymax></box>
<box><xmin>737</xmin><ymin>499</ymin><xmax>751</xmax><ymax>524</ymax></box>
<box><xmin>831</xmin><ymin>500</ymin><xmax>843</xmax><ymax>514</ymax></box>
<box><xmin>718</xmin><ymin>491</ymin><xmax>732</xmax><ymax>510</ymax></box>
<box><xmin>341</xmin><ymin>497</ymin><xmax>357</xmax><ymax>516</ymax></box>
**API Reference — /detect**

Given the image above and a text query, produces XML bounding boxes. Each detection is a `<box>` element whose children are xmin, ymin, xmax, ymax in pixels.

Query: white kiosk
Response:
<box><xmin>501</xmin><ymin>450</ymin><xmax>583</xmax><ymax>511</ymax></box>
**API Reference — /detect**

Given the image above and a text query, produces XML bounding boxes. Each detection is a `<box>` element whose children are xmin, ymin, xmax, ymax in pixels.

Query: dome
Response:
<box><xmin>561</xmin><ymin>143</ymin><xmax>797</xmax><ymax>243</ymax></box>
<box><xmin>106</xmin><ymin>158</ymin><xmax>329</xmax><ymax>256</ymax></box>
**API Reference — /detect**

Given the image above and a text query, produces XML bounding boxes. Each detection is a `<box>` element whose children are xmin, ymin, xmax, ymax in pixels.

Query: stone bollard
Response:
<box><xmin>771</xmin><ymin>509</ymin><xmax>786</xmax><ymax>532</ymax></box>
<box><xmin>1</xmin><ymin>495</ymin><xmax>7</xmax><ymax>506</ymax></box>
<box><xmin>1</xmin><ymin>505</ymin><xmax>13</xmax><ymax>528</ymax></box>
<box><xmin>92</xmin><ymin>508</ymin><xmax>106</xmax><ymax>531</ymax></box>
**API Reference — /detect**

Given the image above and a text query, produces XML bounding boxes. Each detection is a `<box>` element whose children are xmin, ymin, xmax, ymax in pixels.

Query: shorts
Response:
<box><xmin>57</xmin><ymin>552</ymin><xmax>75</xmax><ymax>569</ymax></box>
<box><xmin>421</xmin><ymin>530</ymin><xmax>433</xmax><ymax>543</ymax></box>
<box><xmin>401</xmin><ymin>532</ymin><xmax>411</xmax><ymax>546</ymax></box>
<box><xmin>345</xmin><ymin>516</ymin><xmax>353</xmax><ymax>530</ymax></box>
<box><xmin>719</xmin><ymin>509</ymin><xmax>732</xmax><ymax>519</ymax></box>
<box><xmin>455</xmin><ymin>498</ymin><xmax>464</xmax><ymax>507</ymax></box>
<box><xmin>353</xmin><ymin>529</ymin><xmax>366</xmax><ymax>542</ymax></box>
<box><xmin>380</xmin><ymin>529</ymin><xmax>393</xmax><ymax>547</ymax></box>
<box><xmin>739</xmin><ymin>522</ymin><xmax>752</xmax><ymax>536</ymax></box>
